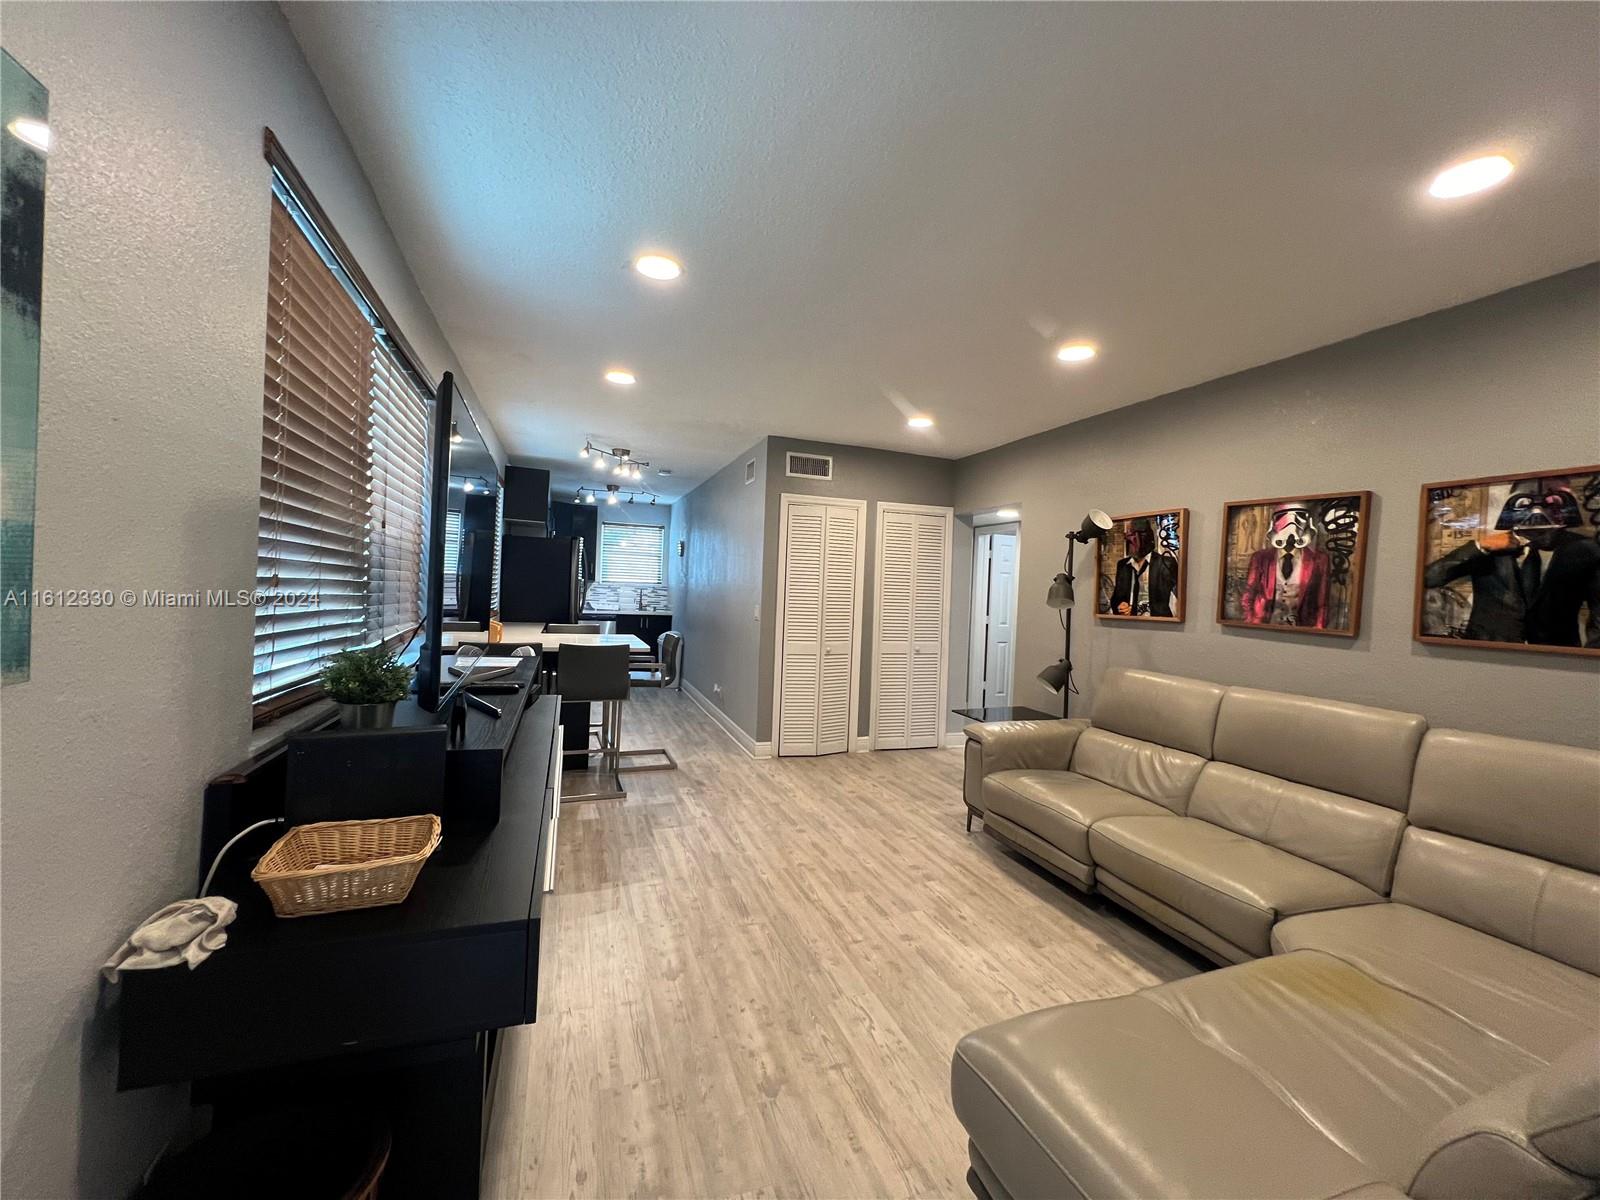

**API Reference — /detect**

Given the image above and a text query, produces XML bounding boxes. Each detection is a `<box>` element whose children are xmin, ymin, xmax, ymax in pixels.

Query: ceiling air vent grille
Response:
<box><xmin>786</xmin><ymin>452</ymin><xmax>833</xmax><ymax>480</ymax></box>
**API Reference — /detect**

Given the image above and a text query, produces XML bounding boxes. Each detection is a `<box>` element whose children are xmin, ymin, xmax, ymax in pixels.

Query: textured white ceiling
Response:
<box><xmin>284</xmin><ymin>2</ymin><xmax>1599</xmax><ymax>501</ymax></box>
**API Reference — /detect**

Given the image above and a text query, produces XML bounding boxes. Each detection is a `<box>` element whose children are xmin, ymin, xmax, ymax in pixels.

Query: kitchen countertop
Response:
<box><xmin>582</xmin><ymin>609</ymin><xmax>674</xmax><ymax>616</ymax></box>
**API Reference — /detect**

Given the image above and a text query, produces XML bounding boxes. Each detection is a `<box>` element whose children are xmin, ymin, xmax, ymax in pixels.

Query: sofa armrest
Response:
<box><xmin>963</xmin><ymin>719</ymin><xmax>1089</xmax><ymax>815</ymax></box>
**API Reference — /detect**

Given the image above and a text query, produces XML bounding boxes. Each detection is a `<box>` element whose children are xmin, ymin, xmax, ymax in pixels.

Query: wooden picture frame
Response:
<box><xmin>1095</xmin><ymin>508</ymin><xmax>1188</xmax><ymax>623</ymax></box>
<box><xmin>1216</xmin><ymin>490</ymin><xmax>1372</xmax><ymax>638</ymax></box>
<box><xmin>1413</xmin><ymin>466</ymin><xmax>1600</xmax><ymax>657</ymax></box>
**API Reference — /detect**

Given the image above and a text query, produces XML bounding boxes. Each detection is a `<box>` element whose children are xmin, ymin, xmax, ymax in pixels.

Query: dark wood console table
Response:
<box><xmin>117</xmin><ymin>693</ymin><xmax>561</xmax><ymax>1197</ymax></box>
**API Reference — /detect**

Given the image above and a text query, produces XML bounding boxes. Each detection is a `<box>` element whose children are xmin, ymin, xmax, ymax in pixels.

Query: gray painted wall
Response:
<box><xmin>674</xmin><ymin>440</ymin><xmax>767</xmax><ymax>735</ymax></box>
<box><xmin>0</xmin><ymin>5</ymin><xmax>497</xmax><ymax>1194</ymax></box>
<box><xmin>759</xmin><ymin>439</ymin><xmax>957</xmax><ymax>741</ymax></box>
<box><xmin>954</xmin><ymin>265</ymin><xmax>1600</xmax><ymax>748</ymax></box>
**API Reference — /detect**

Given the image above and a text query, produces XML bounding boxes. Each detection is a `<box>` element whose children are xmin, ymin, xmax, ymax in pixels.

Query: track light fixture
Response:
<box><xmin>573</xmin><ymin>480</ymin><xmax>664</xmax><ymax>507</ymax></box>
<box><xmin>577</xmin><ymin>442</ymin><xmax>655</xmax><ymax>480</ymax></box>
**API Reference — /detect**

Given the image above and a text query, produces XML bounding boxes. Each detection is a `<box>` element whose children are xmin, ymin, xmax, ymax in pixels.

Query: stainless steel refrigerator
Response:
<box><xmin>499</xmin><ymin>534</ymin><xmax>585</xmax><ymax>623</ymax></box>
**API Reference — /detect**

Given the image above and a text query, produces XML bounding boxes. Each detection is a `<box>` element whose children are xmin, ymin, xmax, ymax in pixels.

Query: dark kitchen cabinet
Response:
<box><xmin>503</xmin><ymin>465</ymin><xmax>551</xmax><ymax>530</ymax></box>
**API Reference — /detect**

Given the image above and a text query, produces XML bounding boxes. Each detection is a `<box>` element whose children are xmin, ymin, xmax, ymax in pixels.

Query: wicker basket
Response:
<box><xmin>251</xmin><ymin>814</ymin><xmax>442</xmax><ymax>918</ymax></box>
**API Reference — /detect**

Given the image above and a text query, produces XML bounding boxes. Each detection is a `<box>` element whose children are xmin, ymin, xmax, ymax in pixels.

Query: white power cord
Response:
<box><xmin>200</xmin><ymin>817</ymin><xmax>286</xmax><ymax>897</ymax></box>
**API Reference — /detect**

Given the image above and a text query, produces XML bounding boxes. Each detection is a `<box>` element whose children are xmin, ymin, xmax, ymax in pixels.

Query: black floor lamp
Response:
<box><xmin>1036</xmin><ymin>509</ymin><xmax>1112</xmax><ymax>717</ymax></box>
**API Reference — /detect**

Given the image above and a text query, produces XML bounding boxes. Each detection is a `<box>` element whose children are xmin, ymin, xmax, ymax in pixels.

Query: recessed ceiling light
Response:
<box><xmin>604</xmin><ymin>368</ymin><xmax>637</xmax><ymax>386</ymax></box>
<box><xmin>633</xmin><ymin>254</ymin><xmax>683</xmax><ymax>281</ymax></box>
<box><xmin>907</xmin><ymin>415</ymin><xmax>934</xmax><ymax>429</ymax></box>
<box><xmin>1056</xmin><ymin>342</ymin><xmax>1097</xmax><ymax>364</ymax></box>
<box><xmin>7</xmin><ymin>118</ymin><xmax>50</xmax><ymax>154</ymax></box>
<box><xmin>1428</xmin><ymin>155</ymin><xmax>1514</xmax><ymax>199</ymax></box>
<box><xmin>996</xmin><ymin>508</ymin><xmax>1020</xmax><ymax>519</ymax></box>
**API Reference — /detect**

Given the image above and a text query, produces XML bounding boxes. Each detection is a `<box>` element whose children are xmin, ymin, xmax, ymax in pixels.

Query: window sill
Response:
<box><xmin>248</xmin><ymin>698</ymin><xmax>337</xmax><ymax>758</ymax></box>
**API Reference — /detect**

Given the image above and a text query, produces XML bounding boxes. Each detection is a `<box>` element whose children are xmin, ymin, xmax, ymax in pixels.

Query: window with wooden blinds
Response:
<box><xmin>256</xmin><ymin>196</ymin><xmax>374</xmax><ymax>712</ymax></box>
<box><xmin>368</xmin><ymin>339</ymin><xmax>431</xmax><ymax>644</ymax></box>
<box><xmin>254</xmin><ymin>150</ymin><xmax>442</xmax><ymax>722</ymax></box>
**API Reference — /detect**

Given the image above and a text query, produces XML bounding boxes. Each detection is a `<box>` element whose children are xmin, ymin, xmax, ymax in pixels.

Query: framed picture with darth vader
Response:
<box><xmin>1415</xmin><ymin>466</ymin><xmax>1600</xmax><ymax>657</ymax></box>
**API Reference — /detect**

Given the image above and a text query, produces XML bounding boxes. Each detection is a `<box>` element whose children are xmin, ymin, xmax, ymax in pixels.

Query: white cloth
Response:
<box><xmin>101</xmin><ymin>897</ymin><xmax>237</xmax><ymax>983</ymax></box>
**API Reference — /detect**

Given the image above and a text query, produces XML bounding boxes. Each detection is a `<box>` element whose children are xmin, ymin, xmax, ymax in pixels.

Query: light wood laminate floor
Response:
<box><xmin>483</xmin><ymin>689</ymin><xmax>1202</xmax><ymax>1199</ymax></box>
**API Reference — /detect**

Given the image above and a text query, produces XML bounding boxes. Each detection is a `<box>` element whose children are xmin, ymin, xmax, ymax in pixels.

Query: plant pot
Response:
<box><xmin>337</xmin><ymin>701</ymin><xmax>398</xmax><ymax>730</ymax></box>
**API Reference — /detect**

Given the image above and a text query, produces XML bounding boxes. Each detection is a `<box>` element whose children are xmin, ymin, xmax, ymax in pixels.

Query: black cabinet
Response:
<box><xmin>503</xmin><ymin>465</ymin><xmax>550</xmax><ymax>528</ymax></box>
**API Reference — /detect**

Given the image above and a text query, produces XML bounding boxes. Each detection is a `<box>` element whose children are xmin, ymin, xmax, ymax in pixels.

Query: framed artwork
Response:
<box><xmin>1095</xmin><ymin>508</ymin><xmax>1188</xmax><ymax>622</ymax></box>
<box><xmin>2</xmin><ymin>52</ymin><xmax>48</xmax><ymax>685</ymax></box>
<box><xmin>1414</xmin><ymin>467</ymin><xmax>1600</xmax><ymax>657</ymax></box>
<box><xmin>1217</xmin><ymin>491</ymin><xmax>1371</xmax><ymax>638</ymax></box>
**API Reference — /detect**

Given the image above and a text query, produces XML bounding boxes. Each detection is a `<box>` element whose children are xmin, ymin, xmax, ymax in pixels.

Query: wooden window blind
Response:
<box><xmin>489</xmin><ymin>487</ymin><xmax>504</xmax><ymax>613</ymax></box>
<box><xmin>368</xmin><ymin>339</ymin><xmax>431</xmax><ymax>643</ymax></box>
<box><xmin>598</xmin><ymin>523</ymin><xmax>666</xmax><ymax>584</ymax></box>
<box><xmin>442</xmin><ymin>508</ymin><xmax>462</xmax><ymax>612</ymax></box>
<box><xmin>256</xmin><ymin>197</ymin><xmax>374</xmax><ymax>712</ymax></box>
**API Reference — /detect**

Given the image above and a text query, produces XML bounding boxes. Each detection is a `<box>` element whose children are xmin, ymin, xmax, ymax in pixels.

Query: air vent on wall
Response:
<box><xmin>744</xmin><ymin>459</ymin><xmax>757</xmax><ymax>485</ymax></box>
<box><xmin>786</xmin><ymin>452</ymin><xmax>833</xmax><ymax>480</ymax></box>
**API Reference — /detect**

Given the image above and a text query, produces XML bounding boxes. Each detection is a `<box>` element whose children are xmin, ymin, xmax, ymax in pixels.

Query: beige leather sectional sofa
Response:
<box><xmin>954</xmin><ymin>669</ymin><xmax>1599</xmax><ymax>1200</ymax></box>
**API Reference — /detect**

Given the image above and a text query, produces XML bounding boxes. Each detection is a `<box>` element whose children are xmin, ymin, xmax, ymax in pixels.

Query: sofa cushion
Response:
<box><xmin>1212</xmin><ymin>686</ymin><xmax>1426</xmax><ymax>811</ymax></box>
<box><xmin>982</xmin><ymin>769</ymin><xmax>1170</xmax><ymax>866</ymax></box>
<box><xmin>1271</xmin><ymin>904</ymin><xmax>1600</xmax><ymax>1062</ymax></box>
<box><xmin>1393</xmin><ymin>828</ymin><xmax>1600</xmax><ymax>975</ymax></box>
<box><xmin>1394</xmin><ymin>729</ymin><xmax>1600</xmax><ymax>974</ymax></box>
<box><xmin>1090</xmin><ymin>668</ymin><xmax>1226</xmax><ymax>758</ymax></box>
<box><xmin>952</xmin><ymin>972</ymin><xmax>1391</xmax><ymax>1200</ymax></box>
<box><xmin>1089</xmin><ymin>816</ymin><xmax>1381</xmax><ymax>957</ymax></box>
<box><xmin>1153</xmin><ymin>951</ymin><xmax>1552</xmax><ymax>1185</ymax></box>
<box><xmin>1069</xmin><ymin>728</ymin><xmax>1207</xmax><ymax>812</ymax></box>
<box><xmin>953</xmin><ymin>948</ymin><xmax>1560</xmax><ymax>1199</ymax></box>
<box><xmin>1188</xmin><ymin>760</ymin><xmax>1406</xmax><ymax>893</ymax></box>
<box><xmin>1408</xmin><ymin>729</ymin><xmax>1600</xmax><ymax>874</ymax></box>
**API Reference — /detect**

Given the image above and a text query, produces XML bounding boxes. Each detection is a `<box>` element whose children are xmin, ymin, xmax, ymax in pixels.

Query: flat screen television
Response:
<box><xmin>414</xmin><ymin>371</ymin><xmax>457</xmax><ymax>711</ymax></box>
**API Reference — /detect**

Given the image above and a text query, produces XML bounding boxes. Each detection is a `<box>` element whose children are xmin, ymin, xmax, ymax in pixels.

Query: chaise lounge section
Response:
<box><xmin>953</xmin><ymin>673</ymin><xmax>1600</xmax><ymax>1199</ymax></box>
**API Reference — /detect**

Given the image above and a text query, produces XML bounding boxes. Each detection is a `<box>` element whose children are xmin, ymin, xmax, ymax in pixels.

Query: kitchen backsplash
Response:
<box><xmin>584</xmin><ymin>583</ymin><xmax>672</xmax><ymax>613</ymax></box>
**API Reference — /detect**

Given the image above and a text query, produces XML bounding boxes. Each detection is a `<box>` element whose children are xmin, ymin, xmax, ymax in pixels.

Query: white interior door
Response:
<box><xmin>969</xmin><ymin>526</ymin><xmax>1018</xmax><ymax>708</ymax></box>
<box><xmin>776</xmin><ymin>498</ymin><xmax>863</xmax><ymax>757</ymax></box>
<box><xmin>874</xmin><ymin>504</ymin><xmax>953</xmax><ymax>749</ymax></box>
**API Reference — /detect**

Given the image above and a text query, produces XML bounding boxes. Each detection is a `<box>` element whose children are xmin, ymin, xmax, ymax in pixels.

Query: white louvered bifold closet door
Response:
<box><xmin>874</xmin><ymin>508</ymin><xmax>950</xmax><ymax>749</ymax></box>
<box><xmin>778</xmin><ymin>501</ymin><xmax>861</xmax><ymax>757</ymax></box>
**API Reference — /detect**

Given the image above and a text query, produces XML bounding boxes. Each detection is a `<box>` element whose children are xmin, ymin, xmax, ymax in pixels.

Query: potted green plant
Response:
<box><xmin>320</xmin><ymin>646</ymin><xmax>413</xmax><ymax>729</ymax></box>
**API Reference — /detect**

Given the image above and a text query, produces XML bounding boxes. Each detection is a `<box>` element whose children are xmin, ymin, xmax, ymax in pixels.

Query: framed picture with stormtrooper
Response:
<box><xmin>1095</xmin><ymin>508</ymin><xmax>1188</xmax><ymax>623</ymax></box>
<box><xmin>1217</xmin><ymin>491</ymin><xmax>1372</xmax><ymax>637</ymax></box>
<box><xmin>1414</xmin><ymin>467</ymin><xmax>1600</xmax><ymax>657</ymax></box>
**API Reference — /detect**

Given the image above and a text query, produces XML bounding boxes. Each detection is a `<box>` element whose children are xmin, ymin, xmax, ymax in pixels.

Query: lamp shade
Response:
<box><xmin>1036</xmin><ymin>659</ymin><xmax>1071</xmax><ymax>695</ymax></box>
<box><xmin>1046</xmin><ymin>572</ymin><xmax>1074</xmax><ymax>609</ymax></box>
<box><xmin>1079</xmin><ymin>509</ymin><xmax>1114</xmax><ymax>541</ymax></box>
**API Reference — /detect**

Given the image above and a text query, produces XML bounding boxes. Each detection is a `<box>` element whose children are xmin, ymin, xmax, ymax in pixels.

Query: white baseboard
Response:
<box><xmin>682</xmin><ymin>681</ymin><xmax>773</xmax><ymax>759</ymax></box>
<box><xmin>849</xmin><ymin>732</ymin><xmax>964</xmax><ymax>752</ymax></box>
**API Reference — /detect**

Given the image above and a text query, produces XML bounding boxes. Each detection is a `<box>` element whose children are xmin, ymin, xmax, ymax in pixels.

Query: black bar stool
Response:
<box><xmin>555</xmin><ymin>643</ymin><xmax>631</xmax><ymax>801</ymax></box>
<box><xmin>619</xmin><ymin>632</ymin><xmax>682</xmax><ymax>773</ymax></box>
